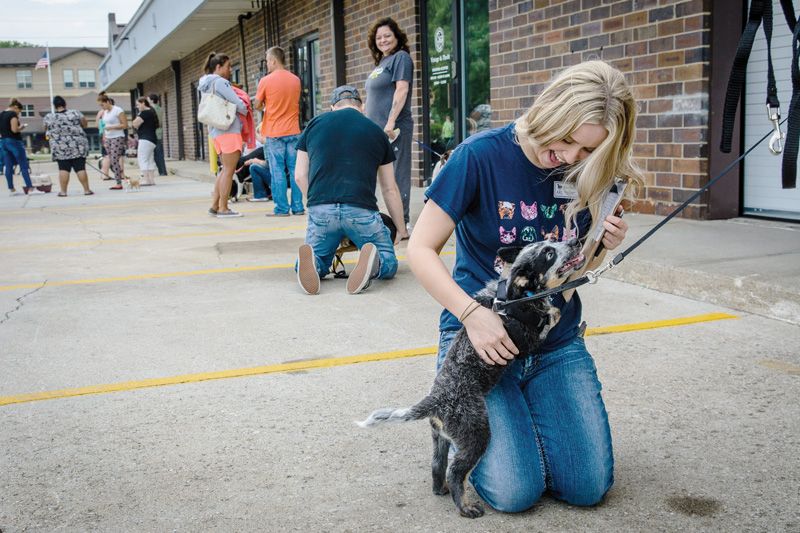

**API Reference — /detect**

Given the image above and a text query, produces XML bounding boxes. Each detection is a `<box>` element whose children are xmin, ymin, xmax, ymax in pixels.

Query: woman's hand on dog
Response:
<box><xmin>601</xmin><ymin>205</ymin><xmax>628</xmax><ymax>251</ymax></box>
<box><xmin>464</xmin><ymin>307</ymin><xmax>519</xmax><ymax>365</ymax></box>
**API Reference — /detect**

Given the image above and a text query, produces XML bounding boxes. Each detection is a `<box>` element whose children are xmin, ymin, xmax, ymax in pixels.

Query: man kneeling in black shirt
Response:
<box><xmin>294</xmin><ymin>86</ymin><xmax>408</xmax><ymax>295</ymax></box>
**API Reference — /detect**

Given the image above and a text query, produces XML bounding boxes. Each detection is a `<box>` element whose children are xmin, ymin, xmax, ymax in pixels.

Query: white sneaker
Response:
<box><xmin>347</xmin><ymin>242</ymin><xmax>380</xmax><ymax>295</ymax></box>
<box><xmin>247</xmin><ymin>197</ymin><xmax>270</xmax><ymax>202</ymax></box>
<box><xmin>297</xmin><ymin>244</ymin><xmax>320</xmax><ymax>295</ymax></box>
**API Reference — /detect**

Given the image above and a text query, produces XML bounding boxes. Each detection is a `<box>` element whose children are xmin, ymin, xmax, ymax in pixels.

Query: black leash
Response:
<box><xmin>413</xmin><ymin>137</ymin><xmax>443</xmax><ymax>158</ymax></box>
<box><xmin>721</xmin><ymin>0</ymin><xmax>797</xmax><ymax>189</ymax></box>
<box><xmin>493</xmin><ymin>121</ymin><xmax>787</xmax><ymax>313</ymax></box>
<box><xmin>85</xmin><ymin>158</ymin><xmax>119</xmax><ymax>181</ymax></box>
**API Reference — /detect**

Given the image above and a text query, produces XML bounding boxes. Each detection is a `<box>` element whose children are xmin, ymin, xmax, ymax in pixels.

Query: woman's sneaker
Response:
<box><xmin>216</xmin><ymin>210</ymin><xmax>243</xmax><ymax>218</ymax></box>
<box><xmin>297</xmin><ymin>244</ymin><xmax>320</xmax><ymax>295</ymax></box>
<box><xmin>347</xmin><ymin>242</ymin><xmax>379</xmax><ymax>294</ymax></box>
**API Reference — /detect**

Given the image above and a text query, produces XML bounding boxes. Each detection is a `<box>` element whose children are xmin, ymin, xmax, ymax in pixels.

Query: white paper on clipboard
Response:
<box><xmin>562</xmin><ymin>177</ymin><xmax>628</xmax><ymax>302</ymax></box>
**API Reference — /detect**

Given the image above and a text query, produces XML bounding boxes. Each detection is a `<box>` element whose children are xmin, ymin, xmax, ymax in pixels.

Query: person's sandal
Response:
<box><xmin>84</xmin><ymin>191</ymin><xmax>94</xmax><ymax>195</ymax></box>
<box><xmin>57</xmin><ymin>192</ymin><xmax>67</xmax><ymax>197</ymax></box>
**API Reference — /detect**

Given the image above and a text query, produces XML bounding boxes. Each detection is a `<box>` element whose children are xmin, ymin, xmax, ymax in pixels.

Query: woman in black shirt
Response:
<box><xmin>0</xmin><ymin>98</ymin><xmax>34</xmax><ymax>195</ymax></box>
<box><xmin>132</xmin><ymin>97</ymin><xmax>159</xmax><ymax>186</ymax></box>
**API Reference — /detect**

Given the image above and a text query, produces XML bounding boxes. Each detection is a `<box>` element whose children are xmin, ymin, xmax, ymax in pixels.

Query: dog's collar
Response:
<box><xmin>493</xmin><ymin>277</ymin><xmax>573</xmax><ymax>316</ymax></box>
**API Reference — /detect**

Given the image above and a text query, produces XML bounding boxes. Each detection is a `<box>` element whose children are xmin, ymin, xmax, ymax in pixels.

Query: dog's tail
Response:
<box><xmin>355</xmin><ymin>395</ymin><xmax>434</xmax><ymax>428</ymax></box>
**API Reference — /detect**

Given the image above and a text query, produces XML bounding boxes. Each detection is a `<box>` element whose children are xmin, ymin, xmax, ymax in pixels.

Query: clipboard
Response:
<box><xmin>563</xmin><ymin>177</ymin><xmax>628</xmax><ymax>302</ymax></box>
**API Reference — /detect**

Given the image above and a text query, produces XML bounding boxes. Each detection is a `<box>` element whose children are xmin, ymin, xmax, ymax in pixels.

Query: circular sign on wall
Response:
<box><xmin>434</xmin><ymin>27</ymin><xmax>445</xmax><ymax>53</ymax></box>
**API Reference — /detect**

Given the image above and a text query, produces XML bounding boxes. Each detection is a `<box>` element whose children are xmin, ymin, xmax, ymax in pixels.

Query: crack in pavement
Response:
<box><xmin>1</xmin><ymin>281</ymin><xmax>48</xmax><ymax>325</ymax></box>
<box><xmin>45</xmin><ymin>209</ymin><xmax>106</xmax><ymax>250</ymax></box>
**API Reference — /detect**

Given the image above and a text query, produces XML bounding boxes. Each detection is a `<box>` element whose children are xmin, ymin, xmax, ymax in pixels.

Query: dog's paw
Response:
<box><xmin>459</xmin><ymin>502</ymin><xmax>484</xmax><ymax>518</ymax></box>
<box><xmin>432</xmin><ymin>484</ymin><xmax>449</xmax><ymax>496</ymax></box>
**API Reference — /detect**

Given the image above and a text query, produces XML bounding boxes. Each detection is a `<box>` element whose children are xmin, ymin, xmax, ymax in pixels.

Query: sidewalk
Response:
<box><xmin>165</xmin><ymin>158</ymin><xmax>800</xmax><ymax>325</ymax></box>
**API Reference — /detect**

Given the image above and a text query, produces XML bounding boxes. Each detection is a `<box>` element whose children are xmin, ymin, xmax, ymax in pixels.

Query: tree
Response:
<box><xmin>0</xmin><ymin>40</ymin><xmax>39</xmax><ymax>48</ymax></box>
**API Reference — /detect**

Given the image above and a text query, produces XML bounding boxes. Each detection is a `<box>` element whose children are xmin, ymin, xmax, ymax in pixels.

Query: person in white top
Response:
<box><xmin>99</xmin><ymin>95</ymin><xmax>128</xmax><ymax>189</ymax></box>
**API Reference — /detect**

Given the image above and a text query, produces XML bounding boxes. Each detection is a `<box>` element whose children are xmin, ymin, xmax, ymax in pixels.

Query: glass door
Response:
<box><xmin>293</xmin><ymin>33</ymin><xmax>323</xmax><ymax>129</ymax></box>
<box><xmin>422</xmin><ymin>0</ymin><xmax>489</xmax><ymax>182</ymax></box>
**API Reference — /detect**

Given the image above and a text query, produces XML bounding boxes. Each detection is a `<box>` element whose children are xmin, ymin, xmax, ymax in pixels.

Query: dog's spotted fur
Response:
<box><xmin>358</xmin><ymin>238</ymin><xmax>585</xmax><ymax>518</ymax></box>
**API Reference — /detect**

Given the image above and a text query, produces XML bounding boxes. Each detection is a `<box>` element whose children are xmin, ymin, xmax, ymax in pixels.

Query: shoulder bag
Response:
<box><xmin>198</xmin><ymin>78</ymin><xmax>236</xmax><ymax>130</ymax></box>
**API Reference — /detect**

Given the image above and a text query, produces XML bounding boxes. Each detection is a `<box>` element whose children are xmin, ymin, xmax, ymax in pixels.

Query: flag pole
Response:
<box><xmin>46</xmin><ymin>44</ymin><xmax>54</xmax><ymax>114</ymax></box>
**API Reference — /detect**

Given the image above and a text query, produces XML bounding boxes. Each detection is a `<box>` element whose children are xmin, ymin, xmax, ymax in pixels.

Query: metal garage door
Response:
<box><xmin>744</xmin><ymin>0</ymin><xmax>800</xmax><ymax>220</ymax></box>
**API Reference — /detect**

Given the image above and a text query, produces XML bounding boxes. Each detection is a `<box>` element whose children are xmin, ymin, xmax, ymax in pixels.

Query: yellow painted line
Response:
<box><xmin>0</xmin><ymin>208</ymin><xmax>282</xmax><ymax>231</ymax></box>
<box><xmin>586</xmin><ymin>312</ymin><xmax>738</xmax><ymax>335</ymax></box>
<box><xmin>0</xmin><ymin>225</ymin><xmax>306</xmax><ymax>252</ymax></box>
<box><xmin>0</xmin><ymin>346</ymin><xmax>438</xmax><ymax>407</ymax></box>
<box><xmin>0</xmin><ymin>251</ymin><xmax>452</xmax><ymax>292</ymax></box>
<box><xmin>758</xmin><ymin>359</ymin><xmax>800</xmax><ymax>375</ymax></box>
<box><xmin>0</xmin><ymin>313</ymin><xmax>738</xmax><ymax>407</ymax></box>
<box><xmin>0</xmin><ymin>197</ymin><xmax>211</xmax><ymax>216</ymax></box>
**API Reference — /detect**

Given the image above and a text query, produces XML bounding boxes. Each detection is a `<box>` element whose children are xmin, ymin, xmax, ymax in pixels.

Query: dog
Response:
<box><xmin>358</xmin><ymin>237</ymin><xmax>586</xmax><ymax>518</ymax></box>
<box><xmin>126</xmin><ymin>175</ymin><xmax>141</xmax><ymax>192</ymax></box>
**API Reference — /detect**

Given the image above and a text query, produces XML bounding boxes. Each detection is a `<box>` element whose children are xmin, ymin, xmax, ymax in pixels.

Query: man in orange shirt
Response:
<box><xmin>255</xmin><ymin>46</ymin><xmax>303</xmax><ymax>216</ymax></box>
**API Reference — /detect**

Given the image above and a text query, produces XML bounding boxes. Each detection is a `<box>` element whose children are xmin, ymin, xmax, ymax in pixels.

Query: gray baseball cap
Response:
<box><xmin>330</xmin><ymin>85</ymin><xmax>362</xmax><ymax>106</ymax></box>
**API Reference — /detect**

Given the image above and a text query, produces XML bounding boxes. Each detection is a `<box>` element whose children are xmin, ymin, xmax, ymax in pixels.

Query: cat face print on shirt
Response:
<box><xmin>520</xmin><ymin>201</ymin><xmax>538</xmax><ymax>221</ymax></box>
<box><xmin>521</xmin><ymin>226</ymin><xmax>537</xmax><ymax>242</ymax></box>
<box><xmin>497</xmin><ymin>201</ymin><xmax>515</xmax><ymax>220</ymax></box>
<box><xmin>499</xmin><ymin>226</ymin><xmax>517</xmax><ymax>244</ymax></box>
<box><xmin>541</xmin><ymin>225</ymin><xmax>559</xmax><ymax>241</ymax></box>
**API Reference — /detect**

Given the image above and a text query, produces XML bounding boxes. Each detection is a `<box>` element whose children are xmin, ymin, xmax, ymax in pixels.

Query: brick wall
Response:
<box><xmin>490</xmin><ymin>0</ymin><xmax>711</xmax><ymax>218</ymax></box>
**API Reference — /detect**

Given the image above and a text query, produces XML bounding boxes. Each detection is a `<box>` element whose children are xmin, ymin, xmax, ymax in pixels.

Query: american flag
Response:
<box><xmin>35</xmin><ymin>51</ymin><xmax>49</xmax><ymax>70</ymax></box>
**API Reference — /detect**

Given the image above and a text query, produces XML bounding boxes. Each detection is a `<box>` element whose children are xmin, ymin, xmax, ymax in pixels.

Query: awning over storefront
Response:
<box><xmin>99</xmin><ymin>0</ymin><xmax>254</xmax><ymax>91</ymax></box>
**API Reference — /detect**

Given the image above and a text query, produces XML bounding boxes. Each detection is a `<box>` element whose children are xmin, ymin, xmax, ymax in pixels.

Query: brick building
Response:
<box><xmin>100</xmin><ymin>0</ymin><xmax>800</xmax><ymax>221</ymax></box>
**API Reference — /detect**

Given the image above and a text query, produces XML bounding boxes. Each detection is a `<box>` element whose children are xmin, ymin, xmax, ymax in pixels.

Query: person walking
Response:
<box><xmin>43</xmin><ymin>95</ymin><xmax>93</xmax><ymax>196</ymax></box>
<box><xmin>148</xmin><ymin>93</ymin><xmax>168</xmax><ymax>176</ymax></box>
<box><xmin>254</xmin><ymin>46</ymin><xmax>303</xmax><ymax>217</ymax></box>
<box><xmin>0</xmin><ymin>98</ymin><xmax>34</xmax><ymax>195</ymax></box>
<box><xmin>365</xmin><ymin>17</ymin><xmax>414</xmax><ymax>234</ymax></box>
<box><xmin>95</xmin><ymin>93</ymin><xmax>112</xmax><ymax>181</ymax></box>
<box><xmin>132</xmin><ymin>97</ymin><xmax>159</xmax><ymax>186</ymax></box>
<box><xmin>406</xmin><ymin>61</ymin><xmax>640</xmax><ymax>513</ymax></box>
<box><xmin>99</xmin><ymin>95</ymin><xmax>128</xmax><ymax>190</ymax></box>
<box><xmin>198</xmin><ymin>52</ymin><xmax>248</xmax><ymax>218</ymax></box>
<box><xmin>294</xmin><ymin>86</ymin><xmax>408</xmax><ymax>295</ymax></box>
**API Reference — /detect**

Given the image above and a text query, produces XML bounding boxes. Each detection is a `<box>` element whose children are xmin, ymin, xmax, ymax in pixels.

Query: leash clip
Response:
<box><xmin>767</xmin><ymin>104</ymin><xmax>784</xmax><ymax>155</ymax></box>
<box><xmin>585</xmin><ymin>258</ymin><xmax>617</xmax><ymax>285</ymax></box>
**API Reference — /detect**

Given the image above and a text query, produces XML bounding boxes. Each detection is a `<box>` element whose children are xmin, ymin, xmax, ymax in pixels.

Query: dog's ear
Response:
<box><xmin>497</xmin><ymin>246</ymin><xmax>524</xmax><ymax>264</ymax></box>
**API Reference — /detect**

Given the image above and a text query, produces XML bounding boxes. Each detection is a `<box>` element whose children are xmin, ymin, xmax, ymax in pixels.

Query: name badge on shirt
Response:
<box><xmin>553</xmin><ymin>181</ymin><xmax>577</xmax><ymax>199</ymax></box>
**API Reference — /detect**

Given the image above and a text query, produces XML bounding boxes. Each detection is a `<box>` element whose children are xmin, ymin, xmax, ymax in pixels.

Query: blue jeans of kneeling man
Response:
<box><xmin>302</xmin><ymin>204</ymin><xmax>398</xmax><ymax>279</ymax></box>
<box><xmin>436</xmin><ymin>331</ymin><xmax>614</xmax><ymax>512</ymax></box>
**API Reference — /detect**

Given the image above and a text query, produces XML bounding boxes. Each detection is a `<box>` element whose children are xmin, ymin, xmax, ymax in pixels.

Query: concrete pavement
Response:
<box><xmin>1</xmin><ymin>160</ymin><xmax>798</xmax><ymax>531</ymax></box>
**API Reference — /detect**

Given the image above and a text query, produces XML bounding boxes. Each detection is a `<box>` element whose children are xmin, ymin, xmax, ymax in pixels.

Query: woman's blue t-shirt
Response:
<box><xmin>425</xmin><ymin>123</ymin><xmax>591</xmax><ymax>353</ymax></box>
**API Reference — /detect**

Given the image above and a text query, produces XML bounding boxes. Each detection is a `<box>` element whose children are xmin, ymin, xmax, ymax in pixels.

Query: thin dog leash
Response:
<box><xmin>493</xmin><ymin>119</ymin><xmax>789</xmax><ymax>313</ymax></box>
<box><xmin>413</xmin><ymin>137</ymin><xmax>443</xmax><ymax>158</ymax></box>
<box><xmin>85</xmin><ymin>158</ymin><xmax>119</xmax><ymax>181</ymax></box>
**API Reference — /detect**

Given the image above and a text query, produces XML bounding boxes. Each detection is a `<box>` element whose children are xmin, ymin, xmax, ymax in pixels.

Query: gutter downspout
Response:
<box><xmin>238</xmin><ymin>12</ymin><xmax>254</xmax><ymax>93</ymax></box>
<box><xmin>171</xmin><ymin>60</ymin><xmax>184</xmax><ymax>160</ymax></box>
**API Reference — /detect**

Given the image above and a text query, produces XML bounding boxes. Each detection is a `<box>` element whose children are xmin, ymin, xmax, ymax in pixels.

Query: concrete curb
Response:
<box><xmin>609</xmin><ymin>259</ymin><xmax>800</xmax><ymax>326</ymax></box>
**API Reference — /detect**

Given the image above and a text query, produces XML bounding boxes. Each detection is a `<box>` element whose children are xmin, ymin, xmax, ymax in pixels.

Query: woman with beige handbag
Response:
<box><xmin>198</xmin><ymin>52</ymin><xmax>247</xmax><ymax>218</ymax></box>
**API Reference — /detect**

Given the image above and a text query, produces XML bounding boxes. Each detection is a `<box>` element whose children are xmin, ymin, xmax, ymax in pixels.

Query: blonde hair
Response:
<box><xmin>514</xmin><ymin>60</ymin><xmax>643</xmax><ymax>233</ymax></box>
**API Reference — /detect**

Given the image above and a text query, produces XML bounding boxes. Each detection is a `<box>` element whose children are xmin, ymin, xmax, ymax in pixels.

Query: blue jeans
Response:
<box><xmin>436</xmin><ymin>331</ymin><xmax>614</xmax><ymax>512</ymax></box>
<box><xmin>249</xmin><ymin>162</ymin><xmax>272</xmax><ymax>199</ymax></box>
<box><xmin>266</xmin><ymin>134</ymin><xmax>303</xmax><ymax>214</ymax></box>
<box><xmin>303</xmin><ymin>204</ymin><xmax>398</xmax><ymax>279</ymax></box>
<box><xmin>1</xmin><ymin>138</ymin><xmax>32</xmax><ymax>190</ymax></box>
